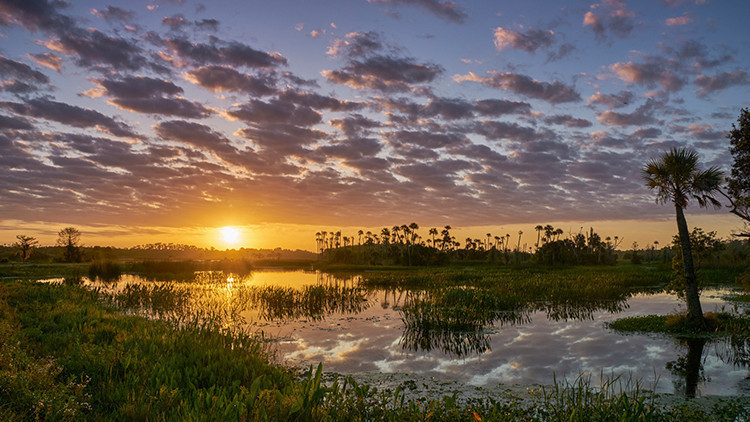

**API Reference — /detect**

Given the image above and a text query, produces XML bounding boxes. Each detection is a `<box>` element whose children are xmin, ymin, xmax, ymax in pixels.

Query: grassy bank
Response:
<box><xmin>1</xmin><ymin>271</ymin><xmax>749</xmax><ymax>420</ymax></box>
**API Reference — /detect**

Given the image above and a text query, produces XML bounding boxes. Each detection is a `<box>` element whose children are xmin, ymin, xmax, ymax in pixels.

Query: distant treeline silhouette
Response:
<box><xmin>1</xmin><ymin>233</ymin><xmax>316</xmax><ymax>264</ymax></box>
<box><xmin>315</xmin><ymin>224</ymin><xmax>625</xmax><ymax>266</ymax></box>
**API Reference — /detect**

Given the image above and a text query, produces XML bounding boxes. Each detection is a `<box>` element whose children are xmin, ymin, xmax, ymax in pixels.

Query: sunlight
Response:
<box><xmin>220</xmin><ymin>226</ymin><xmax>241</xmax><ymax>246</ymax></box>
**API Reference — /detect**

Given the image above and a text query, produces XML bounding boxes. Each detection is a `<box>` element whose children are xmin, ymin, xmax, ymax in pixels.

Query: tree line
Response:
<box><xmin>314</xmin><ymin>224</ymin><xmax>625</xmax><ymax>266</ymax></box>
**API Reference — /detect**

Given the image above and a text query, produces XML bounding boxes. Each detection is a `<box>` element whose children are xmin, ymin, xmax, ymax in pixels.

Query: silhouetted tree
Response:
<box><xmin>643</xmin><ymin>148</ymin><xmax>722</xmax><ymax>326</ymax></box>
<box><xmin>534</xmin><ymin>225</ymin><xmax>543</xmax><ymax>250</ymax></box>
<box><xmin>57</xmin><ymin>227</ymin><xmax>82</xmax><ymax>262</ymax></box>
<box><xmin>14</xmin><ymin>234</ymin><xmax>38</xmax><ymax>261</ymax></box>
<box><xmin>724</xmin><ymin>108</ymin><xmax>750</xmax><ymax>231</ymax></box>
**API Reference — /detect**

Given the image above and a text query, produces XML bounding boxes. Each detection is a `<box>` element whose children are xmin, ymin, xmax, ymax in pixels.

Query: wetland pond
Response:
<box><xmin>46</xmin><ymin>269</ymin><xmax>749</xmax><ymax>398</ymax></box>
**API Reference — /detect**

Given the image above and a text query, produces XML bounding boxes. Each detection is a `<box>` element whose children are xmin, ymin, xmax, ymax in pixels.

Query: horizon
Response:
<box><xmin>1</xmin><ymin>0</ymin><xmax>749</xmax><ymax>250</ymax></box>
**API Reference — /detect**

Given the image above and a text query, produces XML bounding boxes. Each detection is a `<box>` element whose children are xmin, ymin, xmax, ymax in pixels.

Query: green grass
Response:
<box><xmin>608</xmin><ymin>312</ymin><xmax>750</xmax><ymax>337</ymax></box>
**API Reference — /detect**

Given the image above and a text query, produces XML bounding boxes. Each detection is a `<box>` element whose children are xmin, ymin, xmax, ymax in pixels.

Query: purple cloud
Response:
<box><xmin>368</xmin><ymin>0</ymin><xmax>467</xmax><ymax>24</ymax></box>
<box><xmin>324</xmin><ymin>55</ymin><xmax>442</xmax><ymax>92</ymax></box>
<box><xmin>694</xmin><ymin>71</ymin><xmax>749</xmax><ymax>97</ymax></box>
<box><xmin>0</xmin><ymin>97</ymin><xmax>138</xmax><ymax>138</ymax></box>
<box><xmin>186</xmin><ymin>65</ymin><xmax>277</xmax><ymax>96</ymax></box>
<box><xmin>455</xmin><ymin>71</ymin><xmax>581</xmax><ymax>104</ymax></box>
<box><xmin>494</xmin><ymin>27</ymin><xmax>554</xmax><ymax>53</ymax></box>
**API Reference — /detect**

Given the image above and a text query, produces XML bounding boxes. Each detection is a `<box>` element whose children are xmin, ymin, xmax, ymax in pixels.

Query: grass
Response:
<box><xmin>0</xmin><ymin>262</ymin><xmax>88</xmax><ymax>279</ymax></box>
<box><xmin>608</xmin><ymin>312</ymin><xmax>750</xmax><ymax>338</ymax></box>
<box><xmin>1</xmin><ymin>265</ymin><xmax>749</xmax><ymax>420</ymax></box>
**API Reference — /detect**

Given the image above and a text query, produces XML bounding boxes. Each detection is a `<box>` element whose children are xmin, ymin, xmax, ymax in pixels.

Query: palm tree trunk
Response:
<box><xmin>675</xmin><ymin>204</ymin><xmax>704</xmax><ymax>324</ymax></box>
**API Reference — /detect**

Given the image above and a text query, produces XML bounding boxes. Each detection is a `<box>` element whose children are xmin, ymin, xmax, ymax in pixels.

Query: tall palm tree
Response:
<box><xmin>516</xmin><ymin>230</ymin><xmax>523</xmax><ymax>252</ymax></box>
<box><xmin>534</xmin><ymin>225</ymin><xmax>543</xmax><ymax>250</ymax></box>
<box><xmin>642</xmin><ymin>148</ymin><xmax>723</xmax><ymax>325</ymax></box>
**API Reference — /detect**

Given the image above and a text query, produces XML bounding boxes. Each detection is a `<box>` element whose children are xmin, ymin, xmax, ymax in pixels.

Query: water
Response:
<box><xmin>44</xmin><ymin>270</ymin><xmax>750</xmax><ymax>397</ymax></box>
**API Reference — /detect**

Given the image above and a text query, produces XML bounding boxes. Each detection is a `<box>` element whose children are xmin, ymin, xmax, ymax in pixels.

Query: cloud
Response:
<box><xmin>546</xmin><ymin>43</ymin><xmax>576</xmax><ymax>62</ymax></box>
<box><xmin>27</xmin><ymin>52</ymin><xmax>62</xmax><ymax>71</ymax></box>
<box><xmin>154</xmin><ymin>120</ymin><xmax>235</xmax><ymax>155</ymax></box>
<box><xmin>159</xmin><ymin>36</ymin><xmax>287</xmax><ymax>68</ymax></box>
<box><xmin>226</xmin><ymin>99</ymin><xmax>322</xmax><ymax>127</ymax></box>
<box><xmin>44</xmin><ymin>28</ymin><xmax>148</xmax><ymax>71</ymax></box>
<box><xmin>88</xmin><ymin>76</ymin><xmax>213</xmax><ymax>118</ymax></box>
<box><xmin>0</xmin><ymin>55</ymin><xmax>49</xmax><ymax>84</ymax></box>
<box><xmin>153</xmin><ymin>120</ymin><xmax>292</xmax><ymax>174</ymax></box>
<box><xmin>474</xmin><ymin>99</ymin><xmax>532</xmax><ymax>116</ymax></box>
<box><xmin>278</xmin><ymin>89</ymin><xmax>363</xmax><ymax>112</ymax></box>
<box><xmin>597</xmin><ymin>99</ymin><xmax>660</xmax><ymax>127</ymax></box>
<box><xmin>583</xmin><ymin>1</ymin><xmax>636</xmax><ymax>40</ymax></box>
<box><xmin>90</xmin><ymin>6</ymin><xmax>134</xmax><ymax>22</ymax></box>
<box><xmin>315</xmin><ymin>137</ymin><xmax>383</xmax><ymax>162</ymax></box>
<box><xmin>587</xmin><ymin>90</ymin><xmax>634</xmax><ymax>108</ymax></box>
<box><xmin>0</xmin><ymin>55</ymin><xmax>50</xmax><ymax>93</ymax></box>
<box><xmin>323</xmin><ymin>55</ymin><xmax>442</xmax><ymax>92</ymax></box>
<box><xmin>329</xmin><ymin>114</ymin><xmax>381</xmax><ymax>137</ymax></box>
<box><xmin>0</xmin><ymin>113</ymin><xmax>34</xmax><ymax>130</ymax></box>
<box><xmin>493</xmin><ymin>27</ymin><xmax>554</xmax><ymax>53</ymax></box>
<box><xmin>92</xmin><ymin>75</ymin><xmax>183</xmax><ymax>98</ymax></box>
<box><xmin>387</xmin><ymin>130</ymin><xmax>467</xmax><ymax>149</ymax></box>
<box><xmin>454</xmin><ymin>71</ymin><xmax>581</xmax><ymax>104</ymax></box>
<box><xmin>543</xmin><ymin>114</ymin><xmax>593</xmax><ymax>128</ymax></box>
<box><xmin>327</xmin><ymin>31</ymin><xmax>383</xmax><ymax>57</ymax></box>
<box><xmin>0</xmin><ymin>0</ymin><xmax>75</xmax><ymax>32</ymax></box>
<box><xmin>195</xmin><ymin>19</ymin><xmax>219</xmax><ymax>32</ymax></box>
<box><xmin>665</xmin><ymin>15</ymin><xmax>692</xmax><ymax>26</ymax></box>
<box><xmin>694</xmin><ymin>71</ymin><xmax>749</xmax><ymax>97</ymax></box>
<box><xmin>473</xmin><ymin>120</ymin><xmax>551</xmax><ymax>143</ymax></box>
<box><xmin>237</xmin><ymin>125</ymin><xmax>327</xmax><ymax>157</ymax></box>
<box><xmin>163</xmin><ymin>14</ymin><xmax>189</xmax><ymax>31</ymax></box>
<box><xmin>610</xmin><ymin>61</ymin><xmax>685</xmax><ymax>92</ymax></box>
<box><xmin>368</xmin><ymin>0</ymin><xmax>467</xmax><ymax>24</ymax></box>
<box><xmin>0</xmin><ymin>97</ymin><xmax>138</xmax><ymax>138</ymax></box>
<box><xmin>185</xmin><ymin>65</ymin><xmax>277</xmax><ymax>96</ymax></box>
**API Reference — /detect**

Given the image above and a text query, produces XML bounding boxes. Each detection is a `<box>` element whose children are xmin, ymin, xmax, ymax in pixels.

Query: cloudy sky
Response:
<box><xmin>1</xmin><ymin>0</ymin><xmax>748</xmax><ymax>249</ymax></box>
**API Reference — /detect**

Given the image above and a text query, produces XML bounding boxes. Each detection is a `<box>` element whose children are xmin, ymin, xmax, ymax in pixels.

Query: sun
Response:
<box><xmin>220</xmin><ymin>226</ymin><xmax>241</xmax><ymax>245</ymax></box>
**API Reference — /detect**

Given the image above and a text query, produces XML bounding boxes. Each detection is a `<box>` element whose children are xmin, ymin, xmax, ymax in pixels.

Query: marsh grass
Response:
<box><xmin>88</xmin><ymin>260</ymin><xmax>122</xmax><ymax>282</ymax></box>
<box><xmin>608</xmin><ymin>312</ymin><xmax>750</xmax><ymax>337</ymax></box>
<box><xmin>250</xmin><ymin>284</ymin><xmax>369</xmax><ymax>321</ymax></box>
<box><xmin>2</xmin><ymin>279</ymin><xmax>749</xmax><ymax>420</ymax></box>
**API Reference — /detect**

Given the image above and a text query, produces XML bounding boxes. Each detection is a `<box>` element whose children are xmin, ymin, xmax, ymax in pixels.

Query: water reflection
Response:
<box><xmin>249</xmin><ymin>285</ymin><xmax>369</xmax><ymax>321</ymax></box>
<box><xmin>39</xmin><ymin>270</ymin><xmax>749</xmax><ymax>397</ymax></box>
<box><xmin>667</xmin><ymin>338</ymin><xmax>707</xmax><ymax>398</ymax></box>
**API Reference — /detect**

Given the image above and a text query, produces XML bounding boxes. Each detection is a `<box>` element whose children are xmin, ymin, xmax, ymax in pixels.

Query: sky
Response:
<box><xmin>0</xmin><ymin>0</ymin><xmax>749</xmax><ymax>251</ymax></box>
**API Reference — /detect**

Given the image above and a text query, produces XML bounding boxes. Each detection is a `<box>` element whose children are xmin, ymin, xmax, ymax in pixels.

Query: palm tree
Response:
<box><xmin>429</xmin><ymin>228</ymin><xmax>438</xmax><ymax>247</ymax></box>
<box><xmin>516</xmin><ymin>230</ymin><xmax>523</xmax><ymax>252</ymax></box>
<box><xmin>642</xmin><ymin>148</ymin><xmax>723</xmax><ymax>325</ymax></box>
<box><xmin>380</xmin><ymin>228</ymin><xmax>390</xmax><ymax>245</ymax></box>
<box><xmin>534</xmin><ymin>225</ymin><xmax>543</xmax><ymax>250</ymax></box>
<box><xmin>543</xmin><ymin>225</ymin><xmax>554</xmax><ymax>244</ymax></box>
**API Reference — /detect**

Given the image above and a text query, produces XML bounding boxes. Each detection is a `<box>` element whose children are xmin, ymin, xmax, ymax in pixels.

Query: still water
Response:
<box><xmin>49</xmin><ymin>270</ymin><xmax>749</xmax><ymax>397</ymax></box>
